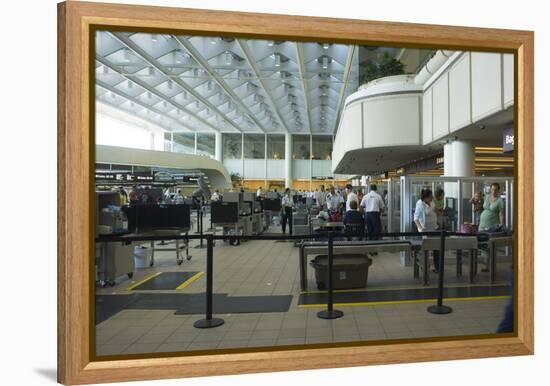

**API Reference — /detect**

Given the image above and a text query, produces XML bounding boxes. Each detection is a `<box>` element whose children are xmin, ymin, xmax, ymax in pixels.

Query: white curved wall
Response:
<box><xmin>333</xmin><ymin>52</ymin><xmax>515</xmax><ymax>174</ymax></box>
<box><xmin>97</xmin><ymin>145</ymin><xmax>232</xmax><ymax>189</ymax></box>
<box><xmin>362</xmin><ymin>94</ymin><xmax>421</xmax><ymax>148</ymax></box>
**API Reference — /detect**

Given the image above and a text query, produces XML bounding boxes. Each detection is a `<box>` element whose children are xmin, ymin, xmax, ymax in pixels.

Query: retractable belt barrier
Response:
<box><xmin>96</xmin><ymin>230</ymin><xmax>501</xmax><ymax>326</ymax></box>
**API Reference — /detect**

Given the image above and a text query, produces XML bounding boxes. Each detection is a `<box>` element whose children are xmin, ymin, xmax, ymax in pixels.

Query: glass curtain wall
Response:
<box><xmin>243</xmin><ymin>134</ymin><xmax>266</xmax><ymax>158</ymax></box>
<box><xmin>267</xmin><ymin>135</ymin><xmax>285</xmax><ymax>159</ymax></box>
<box><xmin>292</xmin><ymin>134</ymin><xmax>311</xmax><ymax>159</ymax></box>
<box><xmin>222</xmin><ymin>133</ymin><xmax>242</xmax><ymax>159</ymax></box>
<box><xmin>167</xmin><ymin>132</ymin><xmax>195</xmax><ymax>154</ymax></box>
<box><xmin>196</xmin><ymin>133</ymin><xmax>215</xmax><ymax>157</ymax></box>
<box><xmin>312</xmin><ymin>135</ymin><xmax>333</xmax><ymax>160</ymax></box>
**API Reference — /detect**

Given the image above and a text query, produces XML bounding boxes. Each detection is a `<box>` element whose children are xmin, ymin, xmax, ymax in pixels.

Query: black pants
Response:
<box><xmin>432</xmin><ymin>250</ymin><xmax>440</xmax><ymax>271</ymax></box>
<box><xmin>281</xmin><ymin>207</ymin><xmax>293</xmax><ymax>235</ymax></box>
<box><xmin>365</xmin><ymin>211</ymin><xmax>382</xmax><ymax>240</ymax></box>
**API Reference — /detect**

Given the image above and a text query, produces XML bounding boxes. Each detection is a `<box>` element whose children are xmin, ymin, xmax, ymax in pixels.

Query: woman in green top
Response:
<box><xmin>479</xmin><ymin>183</ymin><xmax>505</xmax><ymax>231</ymax></box>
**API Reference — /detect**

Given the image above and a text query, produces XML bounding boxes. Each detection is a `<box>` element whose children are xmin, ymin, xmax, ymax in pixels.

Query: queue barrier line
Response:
<box><xmin>297</xmin><ymin>295</ymin><xmax>511</xmax><ymax>308</ymax></box>
<box><xmin>126</xmin><ymin>272</ymin><xmax>162</xmax><ymax>291</ymax></box>
<box><xmin>176</xmin><ymin>271</ymin><xmax>205</xmax><ymax>290</ymax></box>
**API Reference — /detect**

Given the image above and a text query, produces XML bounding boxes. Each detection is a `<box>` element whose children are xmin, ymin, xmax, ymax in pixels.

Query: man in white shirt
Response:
<box><xmin>256</xmin><ymin>186</ymin><xmax>263</xmax><ymax>198</ymax></box>
<box><xmin>316</xmin><ymin>185</ymin><xmax>327</xmax><ymax>210</ymax></box>
<box><xmin>281</xmin><ymin>188</ymin><xmax>294</xmax><ymax>234</ymax></box>
<box><xmin>345</xmin><ymin>184</ymin><xmax>358</xmax><ymax>212</ymax></box>
<box><xmin>174</xmin><ymin>189</ymin><xmax>185</xmax><ymax>204</ymax></box>
<box><xmin>360</xmin><ymin>184</ymin><xmax>385</xmax><ymax>240</ymax></box>
<box><xmin>210</xmin><ymin>189</ymin><xmax>221</xmax><ymax>202</ymax></box>
<box><xmin>325</xmin><ymin>186</ymin><xmax>344</xmax><ymax>212</ymax></box>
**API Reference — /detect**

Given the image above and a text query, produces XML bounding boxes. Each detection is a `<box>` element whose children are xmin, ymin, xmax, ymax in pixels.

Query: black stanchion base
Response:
<box><xmin>317</xmin><ymin>309</ymin><xmax>344</xmax><ymax>319</ymax></box>
<box><xmin>427</xmin><ymin>305</ymin><xmax>453</xmax><ymax>314</ymax></box>
<box><xmin>193</xmin><ymin>318</ymin><xmax>225</xmax><ymax>329</ymax></box>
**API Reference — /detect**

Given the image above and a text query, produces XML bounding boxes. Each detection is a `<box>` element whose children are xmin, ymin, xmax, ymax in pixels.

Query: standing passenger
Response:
<box><xmin>281</xmin><ymin>188</ymin><xmax>294</xmax><ymax>235</ymax></box>
<box><xmin>360</xmin><ymin>184</ymin><xmax>385</xmax><ymax>240</ymax></box>
<box><xmin>345</xmin><ymin>184</ymin><xmax>358</xmax><ymax>212</ymax></box>
<box><xmin>479</xmin><ymin>183</ymin><xmax>505</xmax><ymax>231</ymax></box>
<box><xmin>128</xmin><ymin>185</ymin><xmax>138</xmax><ymax>205</ymax></box>
<box><xmin>413</xmin><ymin>188</ymin><xmax>440</xmax><ymax>273</ymax></box>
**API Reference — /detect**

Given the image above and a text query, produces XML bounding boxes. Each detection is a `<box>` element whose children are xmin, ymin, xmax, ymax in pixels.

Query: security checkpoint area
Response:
<box><xmin>93</xmin><ymin>30</ymin><xmax>516</xmax><ymax>357</ymax></box>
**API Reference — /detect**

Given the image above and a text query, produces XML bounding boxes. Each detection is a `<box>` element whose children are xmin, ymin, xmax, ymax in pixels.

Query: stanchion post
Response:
<box><xmin>194</xmin><ymin>234</ymin><xmax>224</xmax><ymax>328</ymax></box>
<box><xmin>317</xmin><ymin>231</ymin><xmax>344</xmax><ymax>320</ymax></box>
<box><xmin>428</xmin><ymin>230</ymin><xmax>453</xmax><ymax>314</ymax></box>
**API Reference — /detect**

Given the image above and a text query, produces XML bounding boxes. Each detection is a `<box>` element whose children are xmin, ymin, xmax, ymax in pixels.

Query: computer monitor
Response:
<box><xmin>211</xmin><ymin>201</ymin><xmax>239</xmax><ymax>223</ymax></box>
<box><xmin>122</xmin><ymin>204</ymin><xmax>191</xmax><ymax>231</ymax></box>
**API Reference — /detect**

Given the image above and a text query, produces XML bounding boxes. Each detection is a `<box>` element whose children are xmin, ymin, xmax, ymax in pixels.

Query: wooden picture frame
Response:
<box><xmin>58</xmin><ymin>1</ymin><xmax>534</xmax><ymax>384</ymax></box>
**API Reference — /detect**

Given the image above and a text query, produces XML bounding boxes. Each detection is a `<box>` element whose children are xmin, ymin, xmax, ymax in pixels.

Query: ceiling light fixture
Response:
<box><xmin>193</xmin><ymin>68</ymin><xmax>199</xmax><ymax>77</ymax></box>
<box><xmin>210</xmin><ymin>37</ymin><xmax>218</xmax><ymax>45</ymax></box>
<box><xmin>195</xmin><ymin>100</ymin><xmax>200</xmax><ymax>109</ymax></box>
<box><xmin>323</xmin><ymin>43</ymin><xmax>329</xmax><ymax>50</ymax></box>
<box><xmin>151</xmin><ymin>34</ymin><xmax>158</xmax><ymax>43</ymax></box>
<box><xmin>167</xmin><ymin>79</ymin><xmax>173</xmax><ymax>90</ymax></box>
<box><xmin>268</xmin><ymin>40</ymin><xmax>274</xmax><ymax>47</ymax></box>
<box><xmin>110</xmin><ymin>92</ymin><xmax>116</xmax><ymax>99</ymax></box>
<box><xmin>102</xmin><ymin>65</ymin><xmax>108</xmax><ymax>75</ymax></box>
<box><xmin>207</xmin><ymin>80</ymin><xmax>213</xmax><ymax>91</ymax></box>
<box><xmin>182</xmin><ymin>90</ymin><xmax>187</xmax><ymax>99</ymax></box>
<box><xmin>147</xmin><ymin>91</ymin><xmax>152</xmax><ymax>99</ymax></box>
<box><xmin>274</xmin><ymin>53</ymin><xmax>281</xmax><ymax>67</ymax></box>
<box><xmin>127</xmin><ymin>80</ymin><xmax>133</xmax><ymax>89</ymax></box>
<box><xmin>163</xmin><ymin>101</ymin><xmax>167</xmax><ymax>108</ymax></box>
<box><xmin>225</xmin><ymin>51</ymin><xmax>233</xmax><ymax>65</ymax></box>
<box><xmin>322</xmin><ymin>56</ymin><xmax>328</xmax><ymax>69</ymax></box>
<box><xmin>148</xmin><ymin>67</ymin><xmax>155</xmax><ymax>76</ymax></box>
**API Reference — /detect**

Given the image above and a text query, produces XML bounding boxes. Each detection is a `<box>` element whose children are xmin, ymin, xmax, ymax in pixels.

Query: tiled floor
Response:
<box><xmin>96</xmin><ymin>223</ymin><xmax>512</xmax><ymax>356</ymax></box>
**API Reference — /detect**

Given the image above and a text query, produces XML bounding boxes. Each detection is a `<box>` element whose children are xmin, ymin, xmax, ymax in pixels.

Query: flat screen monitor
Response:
<box><xmin>211</xmin><ymin>201</ymin><xmax>239</xmax><ymax>223</ymax></box>
<box><xmin>263</xmin><ymin>198</ymin><xmax>281</xmax><ymax>211</ymax></box>
<box><xmin>122</xmin><ymin>204</ymin><xmax>191</xmax><ymax>231</ymax></box>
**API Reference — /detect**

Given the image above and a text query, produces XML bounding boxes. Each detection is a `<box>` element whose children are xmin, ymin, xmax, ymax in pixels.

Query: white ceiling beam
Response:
<box><xmin>96</xmin><ymin>79</ymin><xmax>194</xmax><ymax>132</ymax></box>
<box><xmin>110</xmin><ymin>32</ymin><xmax>243</xmax><ymax>133</ymax></box>
<box><xmin>96</xmin><ymin>55</ymin><xmax>221</xmax><ymax>132</ymax></box>
<box><xmin>173</xmin><ymin>36</ymin><xmax>268</xmax><ymax>133</ymax></box>
<box><xmin>332</xmin><ymin>45</ymin><xmax>356</xmax><ymax>134</ymax></box>
<box><xmin>237</xmin><ymin>39</ymin><xmax>290</xmax><ymax>133</ymax></box>
<box><xmin>295</xmin><ymin>43</ymin><xmax>313</xmax><ymax>134</ymax></box>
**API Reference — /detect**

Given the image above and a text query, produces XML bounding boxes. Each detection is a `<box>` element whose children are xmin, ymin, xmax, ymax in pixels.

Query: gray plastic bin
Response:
<box><xmin>312</xmin><ymin>254</ymin><xmax>372</xmax><ymax>290</ymax></box>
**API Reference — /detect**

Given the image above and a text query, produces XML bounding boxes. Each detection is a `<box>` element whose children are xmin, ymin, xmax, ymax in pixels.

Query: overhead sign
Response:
<box><xmin>503</xmin><ymin>127</ymin><xmax>514</xmax><ymax>153</ymax></box>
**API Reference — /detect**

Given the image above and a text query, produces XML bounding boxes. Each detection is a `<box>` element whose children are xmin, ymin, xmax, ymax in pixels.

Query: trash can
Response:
<box><xmin>134</xmin><ymin>246</ymin><xmax>151</xmax><ymax>268</ymax></box>
<box><xmin>311</xmin><ymin>254</ymin><xmax>372</xmax><ymax>290</ymax></box>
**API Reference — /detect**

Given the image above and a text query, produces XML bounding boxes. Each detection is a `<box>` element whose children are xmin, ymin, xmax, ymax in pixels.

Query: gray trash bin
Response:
<box><xmin>311</xmin><ymin>254</ymin><xmax>372</xmax><ymax>290</ymax></box>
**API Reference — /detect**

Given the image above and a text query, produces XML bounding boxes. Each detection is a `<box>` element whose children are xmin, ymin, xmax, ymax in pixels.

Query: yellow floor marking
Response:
<box><xmin>297</xmin><ymin>295</ymin><xmax>511</xmax><ymax>308</ymax></box>
<box><xmin>300</xmin><ymin>283</ymin><xmax>507</xmax><ymax>295</ymax></box>
<box><xmin>176</xmin><ymin>272</ymin><xmax>205</xmax><ymax>290</ymax></box>
<box><xmin>126</xmin><ymin>272</ymin><xmax>162</xmax><ymax>290</ymax></box>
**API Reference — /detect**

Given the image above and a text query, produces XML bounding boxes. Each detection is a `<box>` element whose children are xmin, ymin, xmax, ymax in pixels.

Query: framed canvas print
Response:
<box><xmin>58</xmin><ymin>1</ymin><xmax>534</xmax><ymax>384</ymax></box>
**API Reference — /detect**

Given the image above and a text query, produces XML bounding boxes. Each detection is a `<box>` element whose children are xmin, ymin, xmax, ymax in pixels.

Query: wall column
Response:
<box><xmin>214</xmin><ymin>132</ymin><xmax>222</xmax><ymax>161</ymax></box>
<box><xmin>444</xmin><ymin>140</ymin><xmax>474</xmax><ymax>198</ymax></box>
<box><xmin>285</xmin><ymin>133</ymin><xmax>292</xmax><ymax>188</ymax></box>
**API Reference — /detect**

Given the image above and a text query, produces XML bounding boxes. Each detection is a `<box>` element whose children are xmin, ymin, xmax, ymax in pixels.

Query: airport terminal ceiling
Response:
<box><xmin>95</xmin><ymin>31</ymin><xmax>434</xmax><ymax>136</ymax></box>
